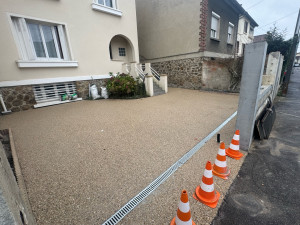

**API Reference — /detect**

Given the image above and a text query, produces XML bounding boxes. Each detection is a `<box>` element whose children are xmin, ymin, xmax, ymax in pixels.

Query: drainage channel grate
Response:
<box><xmin>102</xmin><ymin>111</ymin><xmax>237</xmax><ymax>225</ymax></box>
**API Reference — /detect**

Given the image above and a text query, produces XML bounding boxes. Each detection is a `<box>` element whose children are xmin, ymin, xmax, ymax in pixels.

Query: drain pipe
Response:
<box><xmin>0</xmin><ymin>93</ymin><xmax>11</xmax><ymax>114</ymax></box>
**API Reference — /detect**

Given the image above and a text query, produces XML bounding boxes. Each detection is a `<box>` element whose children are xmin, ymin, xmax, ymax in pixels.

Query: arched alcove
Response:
<box><xmin>109</xmin><ymin>35</ymin><xmax>134</xmax><ymax>63</ymax></box>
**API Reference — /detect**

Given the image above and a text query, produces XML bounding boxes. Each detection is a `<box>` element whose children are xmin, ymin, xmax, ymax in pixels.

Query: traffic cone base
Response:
<box><xmin>170</xmin><ymin>217</ymin><xmax>196</xmax><ymax>225</ymax></box>
<box><xmin>212</xmin><ymin>165</ymin><xmax>230</xmax><ymax>180</ymax></box>
<box><xmin>193</xmin><ymin>186</ymin><xmax>220</xmax><ymax>209</ymax></box>
<box><xmin>225</xmin><ymin>148</ymin><xmax>243</xmax><ymax>160</ymax></box>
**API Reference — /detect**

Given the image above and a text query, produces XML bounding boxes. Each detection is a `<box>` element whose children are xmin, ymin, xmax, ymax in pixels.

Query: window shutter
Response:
<box><xmin>211</xmin><ymin>16</ymin><xmax>218</xmax><ymax>31</ymax></box>
<box><xmin>57</xmin><ymin>25</ymin><xmax>70</xmax><ymax>60</ymax></box>
<box><xmin>228</xmin><ymin>26</ymin><xmax>233</xmax><ymax>35</ymax></box>
<box><xmin>12</xmin><ymin>18</ymin><xmax>36</xmax><ymax>60</ymax></box>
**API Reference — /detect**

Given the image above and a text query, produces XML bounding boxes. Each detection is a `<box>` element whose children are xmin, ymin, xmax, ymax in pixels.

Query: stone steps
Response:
<box><xmin>153</xmin><ymin>82</ymin><xmax>165</xmax><ymax>96</ymax></box>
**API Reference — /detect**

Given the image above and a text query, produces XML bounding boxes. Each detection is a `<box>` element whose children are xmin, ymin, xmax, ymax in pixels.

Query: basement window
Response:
<box><xmin>33</xmin><ymin>82</ymin><xmax>80</xmax><ymax>108</ymax></box>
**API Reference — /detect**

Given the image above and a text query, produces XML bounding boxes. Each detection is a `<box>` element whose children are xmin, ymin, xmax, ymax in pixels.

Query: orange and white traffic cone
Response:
<box><xmin>226</xmin><ymin>130</ymin><xmax>243</xmax><ymax>160</ymax></box>
<box><xmin>193</xmin><ymin>161</ymin><xmax>220</xmax><ymax>208</ymax></box>
<box><xmin>213</xmin><ymin>142</ymin><xmax>230</xmax><ymax>180</ymax></box>
<box><xmin>170</xmin><ymin>190</ymin><xmax>196</xmax><ymax>225</ymax></box>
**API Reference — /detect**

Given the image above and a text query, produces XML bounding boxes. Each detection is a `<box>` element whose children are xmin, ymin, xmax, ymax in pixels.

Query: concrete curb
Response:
<box><xmin>9</xmin><ymin>128</ymin><xmax>37</xmax><ymax>225</ymax></box>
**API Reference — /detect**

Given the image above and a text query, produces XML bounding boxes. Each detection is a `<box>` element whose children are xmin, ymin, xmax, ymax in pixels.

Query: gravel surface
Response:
<box><xmin>0</xmin><ymin>88</ymin><xmax>243</xmax><ymax>225</ymax></box>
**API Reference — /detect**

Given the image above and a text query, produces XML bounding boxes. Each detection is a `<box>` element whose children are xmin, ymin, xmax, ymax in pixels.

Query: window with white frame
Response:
<box><xmin>227</xmin><ymin>22</ymin><xmax>234</xmax><ymax>44</ymax></box>
<box><xmin>27</xmin><ymin>23</ymin><xmax>63</xmax><ymax>59</ymax></box>
<box><xmin>9</xmin><ymin>15</ymin><xmax>76</xmax><ymax>67</ymax></box>
<box><xmin>97</xmin><ymin>0</ymin><xmax>114</xmax><ymax>8</ymax></box>
<box><xmin>118</xmin><ymin>48</ymin><xmax>126</xmax><ymax>56</ymax></box>
<box><xmin>211</xmin><ymin>12</ymin><xmax>220</xmax><ymax>39</ymax></box>
<box><xmin>92</xmin><ymin>0</ymin><xmax>122</xmax><ymax>16</ymax></box>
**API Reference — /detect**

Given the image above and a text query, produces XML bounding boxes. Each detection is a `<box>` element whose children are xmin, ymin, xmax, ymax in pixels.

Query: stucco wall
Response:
<box><xmin>206</xmin><ymin>0</ymin><xmax>239</xmax><ymax>55</ymax></box>
<box><xmin>136</xmin><ymin>0</ymin><xmax>201</xmax><ymax>60</ymax></box>
<box><xmin>0</xmin><ymin>0</ymin><xmax>139</xmax><ymax>83</ymax></box>
<box><xmin>237</xmin><ymin>16</ymin><xmax>255</xmax><ymax>56</ymax></box>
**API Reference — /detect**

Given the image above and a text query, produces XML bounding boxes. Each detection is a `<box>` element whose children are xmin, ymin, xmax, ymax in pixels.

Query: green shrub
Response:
<box><xmin>106</xmin><ymin>73</ymin><xmax>146</xmax><ymax>98</ymax></box>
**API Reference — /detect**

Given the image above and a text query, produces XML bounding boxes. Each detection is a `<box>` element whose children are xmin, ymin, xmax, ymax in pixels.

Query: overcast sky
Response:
<box><xmin>237</xmin><ymin>0</ymin><xmax>300</xmax><ymax>51</ymax></box>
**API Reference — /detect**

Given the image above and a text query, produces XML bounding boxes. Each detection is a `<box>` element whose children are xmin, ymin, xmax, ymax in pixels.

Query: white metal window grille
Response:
<box><xmin>119</xmin><ymin>47</ymin><xmax>126</xmax><ymax>56</ymax></box>
<box><xmin>10</xmin><ymin>16</ymin><xmax>70</xmax><ymax>61</ymax></box>
<box><xmin>227</xmin><ymin>23</ymin><xmax>234</xmax><ymax>44</ymax></box>
<box><xmin>33</xmin><ymin>82</ymin><xmax>76</xmax><ymax>103</ymax></box>
<box><xmin>211</xmin><ymin>12</ymin><xmax>220</xmax><ymax>39</ymax></box>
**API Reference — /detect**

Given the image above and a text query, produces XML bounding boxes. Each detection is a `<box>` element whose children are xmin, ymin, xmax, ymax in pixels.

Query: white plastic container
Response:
<box><xmin>90</xmin><ymin>84</ymin><xmax>100</xmax><ymax>99</ymax></box>
<box><xmin>101</xmin><ymin>87</ymin><xmax>108</xmax><ymax>99</ymax></box>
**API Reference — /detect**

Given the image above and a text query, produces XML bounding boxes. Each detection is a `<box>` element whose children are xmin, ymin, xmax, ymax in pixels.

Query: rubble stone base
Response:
<box><xmin>76</xmin><ymin>79</ymin><xmax>109</xmax><ymax>99</ymax></box>
<box><xmin>0</xmin><ymin>86</ymin><xmax>36</xmax><ymax>112</ymax></box>
<box><xmin>151</xmin><ymin>57</ymin><xmax>235</xmax><ymax>91</ymax></box>
<box><xmin>152</xmin><ymin>57</ymin><xmax>203</xmax><ymax>90</ymax></box>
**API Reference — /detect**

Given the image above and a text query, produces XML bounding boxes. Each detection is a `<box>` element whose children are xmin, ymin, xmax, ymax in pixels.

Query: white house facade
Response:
<box><xmin>0</xmin><ymin>0</ymin><xmax>139</xmax><ymax>111</ymax></box>
<box><xmin>236</xmin><ymin>15</ymin><xmax>258</xmax><ymax>56</ymax></box>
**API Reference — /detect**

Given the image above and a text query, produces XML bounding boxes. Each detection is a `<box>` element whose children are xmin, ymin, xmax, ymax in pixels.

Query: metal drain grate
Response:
<box><xmin>102</xmin><ymin>111</ymin><xmax>237</xmax><ymax>225</ymax></box>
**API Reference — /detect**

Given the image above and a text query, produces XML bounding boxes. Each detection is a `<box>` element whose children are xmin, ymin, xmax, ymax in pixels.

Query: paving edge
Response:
<box><xmin>9</xmin><ymin>128</ymin><xmax>37</xmax><ymax>224</ymax></box>
<box><xmin>102</xmin><ymin>111</ymin><xmax>238</xmax><ymax>225</ymax></box>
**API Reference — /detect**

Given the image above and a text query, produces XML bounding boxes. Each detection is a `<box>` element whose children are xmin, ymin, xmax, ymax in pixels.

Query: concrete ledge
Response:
<box><xmin>34</xmin><ymin>98</ymin><xmax>82</xmax><ymax>108</ymax></box>
<box><xmin>0</xmin><ymin>129</ymin><xmax>36</xmax><ymax>224</ymax></box>
<box><xmin>9</xmin><ymin>128</ymin><xmax>36</xmax><ymax>224</ymax></box>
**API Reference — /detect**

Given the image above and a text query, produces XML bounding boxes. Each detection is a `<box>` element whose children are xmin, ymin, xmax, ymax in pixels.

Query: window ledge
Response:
<box><xmin>210</xmin><ymin>37</ymin><xmax>220</xmax><ymax>42</ymax></box>
<box><xmin>91</xmin><ymin>3</ymin><xmax>122</xmax><ymax>16</ymax></box>
<box><xmin>111</xmin><ymin>59</ymin><xmax>125</xmax><ymax>62</ymax></box>
<box><xmin>227</xmin><ymin>43</ymin><xmax>234</xmax><ymax>46</ymax></box>
<box><xmin>16</xmin><ymin>60</ymin><xmax>79</xmax><ymax>68</ymax></box>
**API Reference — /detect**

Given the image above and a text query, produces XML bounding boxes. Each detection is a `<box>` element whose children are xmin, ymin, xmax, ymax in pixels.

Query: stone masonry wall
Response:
<box><xmin>152</xmin><ymin>57</ymin><xmax>203</xmax><ymax>89</ymax></box>
<box><xmin>76</xmin><ymin>79</ymin><xmax>109</xmax><ymax>99</ymax></box>
<box><xmin>0</xmin><ymin>79</ymin><xmax>109</xmax><ymax>113</ymax></box>
<box><xmin>0</xmin><ymin>86</ymin><xmax>36</xmax><ymax>112</ymax></box>
<box><xmin>152</xmin><ymin>57</ymin><xmax>237</xmax><ymax>92</ymax></box>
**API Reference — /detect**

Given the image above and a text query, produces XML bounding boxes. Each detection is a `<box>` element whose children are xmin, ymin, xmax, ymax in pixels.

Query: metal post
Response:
<box><xmin>282</xmin><ymin>34</ymin><xmax>299</xmax><ymax>96</ymax></box>
<box><xmin>282</xmin><ymin>9</ymin><xmax>300</xmax><ymax>96</ymax></box>
<box><xmin>236</xmin><ymin>42</ymin><xmax>268</xmax><ymax>150</ymax></box>
<box><xmin>0</xmin><ymin>93</ymin><xmax>11</xmax><ymax>114</ymax></box>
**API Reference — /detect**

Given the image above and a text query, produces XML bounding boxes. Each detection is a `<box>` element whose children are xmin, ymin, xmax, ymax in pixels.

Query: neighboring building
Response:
<box><xmin>0</xmin><ymin>0</ymin><xmax>140</xmax><ymax>111</ymax></box>
<box><xmin>254</xmin><ymin>34</ymin><xmax>267</xmax><ymax>43</ymax></box>
<box><xmin>135</xmin><ymin>0</ymin><xmax>252</xmax><ymax>90</ymax></box>
<box><xmin>236</xmin><ymin>14</ymin><xmax>258</xmax><ymax>56</ymax></box>
<box><xmin>136</xmin><ymin>0</ymin><xmax>245</xmax><ymax>61</ymax></box>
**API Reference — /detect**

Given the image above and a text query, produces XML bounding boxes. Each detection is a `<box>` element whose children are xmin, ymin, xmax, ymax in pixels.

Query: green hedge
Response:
<box><xmin>106</xmin><ymin>73</ymin><xmax>146</xmax><ymax>98</ymax></box>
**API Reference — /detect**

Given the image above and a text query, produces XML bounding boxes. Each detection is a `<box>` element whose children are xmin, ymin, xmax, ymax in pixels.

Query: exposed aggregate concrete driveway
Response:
<box><xmin>0</xmin><ymin>88</ymin><xmax>243</xmax><ymax>224</ymax></box>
